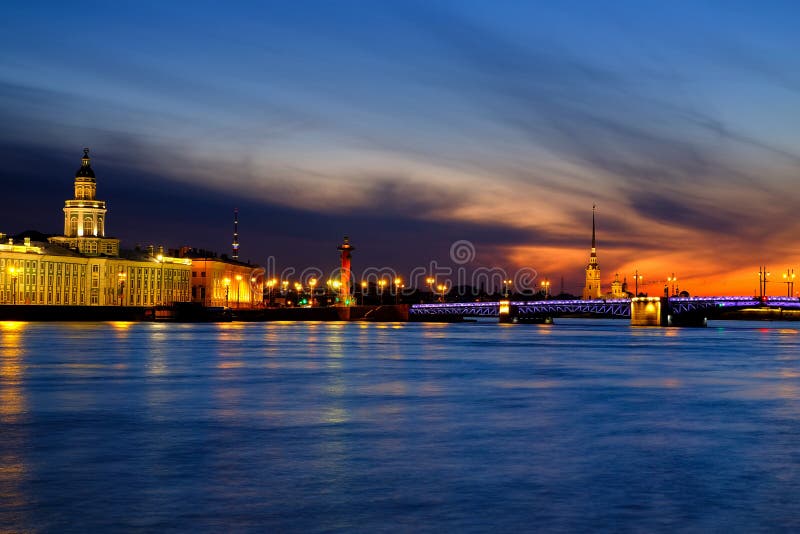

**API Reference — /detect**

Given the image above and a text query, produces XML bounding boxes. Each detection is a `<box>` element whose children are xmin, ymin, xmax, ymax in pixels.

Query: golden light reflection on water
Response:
<box><xmin>143</xmin><ymin>328</ymin><xmax>169</xmax><ymax>376</ymax></box>
<box><xmin>0</xmin><ymin>322</ymin><xmax>28</xmax><ymax>520</ymax></box>
<box><xmin>109</xmin><ymin>321</ymin><xmax>134</xmax><ymax>341</ymax></box>
<box><xmin>218</xmin><ymin>361</ymin><xmax>246</xmax><ymax>369</ymax></box>
<box><xmin>0</xmin><ymin>321</ymin><xmax>25</xmax><ymax>332</ymax></box>
<box><xmin>1</xmin><ymin>323</ymin><xmax>26</xmax><ymax>424</ymax></box>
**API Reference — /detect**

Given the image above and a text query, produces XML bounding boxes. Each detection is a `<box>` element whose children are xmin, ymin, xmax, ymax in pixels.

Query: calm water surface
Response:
<box><xmin>1</xmin><ymin>319</ymin><xmax>800</xmax><ymax>532</ymax></box>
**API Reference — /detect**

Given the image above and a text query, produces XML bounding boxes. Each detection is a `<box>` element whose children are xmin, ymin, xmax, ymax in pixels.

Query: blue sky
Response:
<box><xmin>1</xmin><ymin>1</ymin><xmax>799</xmax><ymax>293</ymax></box>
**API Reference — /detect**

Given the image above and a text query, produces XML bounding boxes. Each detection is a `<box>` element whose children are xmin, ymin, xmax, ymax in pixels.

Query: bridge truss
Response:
<box><xmin>409</xmin><ymin>296</ymin><xmax>800</xmax><ymax>320</ymax></box>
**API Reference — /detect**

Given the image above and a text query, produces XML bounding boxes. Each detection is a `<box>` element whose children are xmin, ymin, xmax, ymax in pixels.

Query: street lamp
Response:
<box><xmin>426</xmin><ymin>277</ymin><xmax>435</xmax><ymax>302</ymax></box>
<box><xmin>394</xmin><ymin>277</ymin><xmax>402</xmax><ymax>304</ymax></box>
<box><xmin>360</xmin><ymin>280</ymin><xmax>368</xmax><ymax>305</ymax></box>
<box><xmin>757</xmin><ymin>266</ymin><xmax>770</xmax><ymax>300</ymax></box>
<box><xmin>223</xmin><ymin>277</ymin><xmax>231</xmax><ymax>307</ymax></box>
<box><xmin>540</xmin><ymin>278</ymin><xmax>551</xmax><ymax>299</ymax></box>
<box><xmin>502</xmin><ymin>279</ymin><xmax>513</xmax><ymax>298</ymax></box>
<box><xmin>437</xmin><ymin>283</ymin><xmax>447</xmax><ymax>303</ymax></box>
<box><xmin>783</xmin><ymin>269</ymin><xmax>795</xmax><ymax>297</ymax></box>
<box><xmin>266</xmin><ymin>279</ymin><xmax>276</xmax><ymax>307</ymax></box>
<box><xmin>250</xmin><ymin>277</ymin><xmax>257</xmax><ymax>307</ymax></box>
<box><xmin>309</xmin><ymin>278</ymin><xmax>317</xmax><ymax>306</ymax></box>
<box><xmin>378</xmin><ymin>279</ymin><xmax>387</xmax><ymax>304</ymax></box>
<box><xmin>156</xmin><ymin>253</ymin><xmax>165</xmax><ymax>306</ymax></box>
<box><xmin>117</xmin><ymin>271</ymin><xmax>127</xmax><ymax>306</ymax></box>
<box><xmin>8</xmin><ymin>266</ymin><xmax>18</xmax><ymax>305</ymax></box>
<box><xmin>632</xmin><ymin>270</ymin><xmax>643</xmax><ymax>297</ymax></box>
<box><xmin>293</xmin><ymin>282</ymin><xmax>302</xmax><ymax>306</ymax></box>
<box><xmin>667</xmin><ymin>273</ymin><xmax>677</xmax><ymax>297</ymax></box>
<box><xmin>235</xmin><ymin>274</ymin><xmax>243</xmax><ymax>308</ymax></box>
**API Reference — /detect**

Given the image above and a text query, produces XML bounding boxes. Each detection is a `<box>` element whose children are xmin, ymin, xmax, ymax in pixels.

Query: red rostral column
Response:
<box><xmin>337</xmin><ymin>236</ymin><xmax>355</xmax><ymax>305</ymax></box>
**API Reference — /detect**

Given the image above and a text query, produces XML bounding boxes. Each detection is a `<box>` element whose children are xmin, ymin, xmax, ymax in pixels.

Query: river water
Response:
<box><xmin>1</xmin><ymin>319</ymin><xmax>800</xmax><ymax>532</ymax></box>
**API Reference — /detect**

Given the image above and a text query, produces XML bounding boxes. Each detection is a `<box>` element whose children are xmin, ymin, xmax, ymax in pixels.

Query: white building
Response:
<box><xmin>0</xmin><ymin>149</ymin><xmax>191</xmax><ymax>307</ymax></box>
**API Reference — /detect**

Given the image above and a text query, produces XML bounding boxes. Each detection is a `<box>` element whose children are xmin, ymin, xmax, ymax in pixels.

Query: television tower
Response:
<box><xmin>232</xmin><ymin>208</ymin><xmax>239</xmax><ymax>260</ymax></box>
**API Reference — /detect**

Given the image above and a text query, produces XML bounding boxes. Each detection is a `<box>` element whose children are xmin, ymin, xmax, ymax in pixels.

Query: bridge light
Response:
<box><xmin>499</xmin><ymin>300</ymin><xmax>510</xmax><ymax>315</ymax></box>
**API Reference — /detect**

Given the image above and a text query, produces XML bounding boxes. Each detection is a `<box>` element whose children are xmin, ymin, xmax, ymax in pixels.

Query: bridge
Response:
<box><xmin>408</xmin><ymin>296</ymin><xmax>800</xmax><ymax>326</ymax></box>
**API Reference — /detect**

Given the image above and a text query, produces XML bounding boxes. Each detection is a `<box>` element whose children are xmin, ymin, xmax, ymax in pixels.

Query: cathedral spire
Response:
<box><xmin>583</xmin><ymin>204</ymin><xmax>601</xmax><ymax>300</ymax></box>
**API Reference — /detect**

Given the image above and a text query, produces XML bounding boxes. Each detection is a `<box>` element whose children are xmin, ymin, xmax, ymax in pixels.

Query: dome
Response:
<box><xmin>75</xmin><ymin>148</ymin><xmax>95</xmax><ymax>179</ymax></box>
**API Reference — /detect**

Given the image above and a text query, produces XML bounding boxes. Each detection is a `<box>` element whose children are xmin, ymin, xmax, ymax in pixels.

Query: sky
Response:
<box><xmin>1</xmin><ymin>0</ymin><xmax>799</xmax><ymax>295</ymax></box>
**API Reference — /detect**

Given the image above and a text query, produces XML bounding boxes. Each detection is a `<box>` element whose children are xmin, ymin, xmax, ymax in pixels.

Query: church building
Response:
<box><xmin>582</xmin><ymin>206</ymin><xmax>602</xmax><ymax>300</ymax></box>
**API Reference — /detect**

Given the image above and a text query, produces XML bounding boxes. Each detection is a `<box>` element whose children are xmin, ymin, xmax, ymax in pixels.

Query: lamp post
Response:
<box><xmin>156</xmin><ymin>253</ymin><xmax>165</xmax><ymax>306</ymax></box>
<box><xmin>667</xmin><ymin>273</ymin><xmax>677</xmax><ymax>297</ymax></box>
<box><xmin>266</xmin><ymin>279</ymin><xmax>276</xmax><ymax>307</ymax></box>
<box><xmin>540</xmin><ymin>278</ymin><xmax>551</xmax><ymax>299</ymax></box>
<box><xmin>361</xmin><ymin>280</ymin><xmax>368</xmax><ymax>305</ymax></box>
<box><xmin>437</xmin><ymin>283</ymin><xmax>446</xmax><ymax>303</ymax></box>
<box><xmin>9</xmin><ymin>266</ymin><xmax>18</xmax><ymax>305</ymax></box>
<box><xmin>502</xmin><ymin>279</ymin><xmax>513</xmax><ymax>298</ymax></box>
<box><xmin>309</xmin><ymin>278</ymin><xmax>317</xmax><ymax>306</ymax></box>
<box><xmin>223</xmin><ymin>277</ymin><xmax>231</xmax><ymax>308</ymax></box>
<box><xmin>294</xmin><ymin>282</ymin><xmax>302</xmax><ymax>306</ymax></box>
<box><xmin>378</xmin><ymin>279</ymin><xmax>387</xmax><ymax>304</ymax></box>
<box><xmin>783</xmin><ymin>269</ymin><xmax>795</xmax><ymax>297</ymax></box>
<box><xmin>426</xmin><ymin>277</ymin><xmax>435</xmax><ymax>302</ymax></box>
<box><xmin>394</xmin><ymin>277</ymin><xmax>402</xmax><ymax>304</ymax></box>
<box><xmin>250</xmin><ymin>277</ymin><xmax>257</xmax><ymax>307</ymax></box>
<box><xmin>632</xmin><ymin>270</ymin><xmax>643</xmax><ymax>297</ymax></box>
<box><xmin>234</xmin><ymin>274</ymin><xmax>242</xmax><ymax>308</ymax></box>
<box><xmin>117</xmin><ymin>271</ymin><xmax>127</xmax><ymax>306</ymax></box>
<box><xmin>758</xmin><ymin>266</ymin><xmax>770</xmax><ymax>300</ymax></box>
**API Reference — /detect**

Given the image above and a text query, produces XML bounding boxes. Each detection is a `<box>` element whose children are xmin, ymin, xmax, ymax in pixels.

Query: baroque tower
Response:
<box><xmin>582</xmin><ymin>205</ymin><xmax>602</xmax><ymax>300</ymax></box>
<box><xmin>49</xmin><ymin>148</ymin><xmax>120</xmax><ymax>256</ymax></box>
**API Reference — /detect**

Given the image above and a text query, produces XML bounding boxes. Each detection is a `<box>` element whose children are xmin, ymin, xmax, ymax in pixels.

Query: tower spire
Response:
<box><xmin>232</xmin><ymin>208</ymin><xmax>239</xmax><ymax>260</ymax></box>
<box><xmin>583</xmin><ymin>204</ymin><xmax>601</xmax><ymax>300</ymax></box>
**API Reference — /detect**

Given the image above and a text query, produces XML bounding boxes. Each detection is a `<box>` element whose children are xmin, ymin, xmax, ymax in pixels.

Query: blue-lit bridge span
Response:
<box><xmin>409</xmin><ymin>297</ymin><xmax>800</xmax><ymax>326</ymax></box>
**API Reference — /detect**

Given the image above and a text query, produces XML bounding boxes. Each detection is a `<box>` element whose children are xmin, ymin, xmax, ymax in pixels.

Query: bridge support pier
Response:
<box><xmin>498</xmin><ymin>300</ymin><xmax>515</xmax><ymax>323</ymax></box>
<box><xmin>631</xmin><ymin>297</ymin><xmax>668</xmax><ymax>326</ymax></box>
<box><xmin>631</xmin><ymin>297</ymin><xmax>708</xmax><ymax>327</ymax></box>
<box><xmin>498</xmin><ymin>301</ymin><xmax>553</xmax><ymax>324</ymax></box>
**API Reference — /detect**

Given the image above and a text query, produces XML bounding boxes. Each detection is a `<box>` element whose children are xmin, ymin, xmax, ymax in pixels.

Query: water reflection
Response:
<box><xmin>2</xmin><ymin>320</ymin><xmax>800</xmax><ymax>531</ymax></box>
<box><xmin>0</xmin><ymin>322</ymin><xmax>26</xmax><ymax>424</ymax></box>
<box><xmin>0</xmin><ymin>321</ymin><xmax>28</xmax><ymax>526</ymax></box>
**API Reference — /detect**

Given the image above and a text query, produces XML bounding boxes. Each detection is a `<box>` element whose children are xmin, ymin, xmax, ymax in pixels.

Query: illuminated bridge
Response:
<box><xmin>408</xmin><ymin>296</ymin><xmax>800</xmax><ymax>326</ymax></box>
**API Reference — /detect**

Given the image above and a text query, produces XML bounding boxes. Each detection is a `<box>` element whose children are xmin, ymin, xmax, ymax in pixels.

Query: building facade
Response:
<box><xmin>605</xmin><ymin>273</ymin><xmax>632</xmax><ymax>299</ymax></box>
<box><xmin>583</xmin><ymin>206</ymin><xmax>602</xmax><ymax>300</ymax></box>
<box><xmin>188</xmin><ymin>254</ymin><xmax>263</xmax><ymax>308</ymax></box>
<box><xmin>1</xmin><ymin>149</ymin><xmax>191</xmax><ymax>307</ymax></box>
<box><xmin>0</xmin><ymin>239</ymin><xmax>190</xmax><ymax>306</ymax></box>
<box><xmin>48</xmin><ymin>148</ymin><xmax>120</xmax><ymax>256</ymax></box>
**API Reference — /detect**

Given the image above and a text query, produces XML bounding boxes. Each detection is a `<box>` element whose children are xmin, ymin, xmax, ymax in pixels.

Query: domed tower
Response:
<box><xmin>582</xmin><ymin>205</ymin><xmax>602</xmax><ymax>300</ymax></box>
<box><xmin>49</xmin><ymin>148</ymin><xmax>120</xmax><ymax>256</ymax></box>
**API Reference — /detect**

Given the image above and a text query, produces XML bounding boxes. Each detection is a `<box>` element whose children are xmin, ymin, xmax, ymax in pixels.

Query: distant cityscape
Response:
<box><xmin>0</xmin><ymin>149</ymin><xmax>794</xmax><ymax>314</ymax></box>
